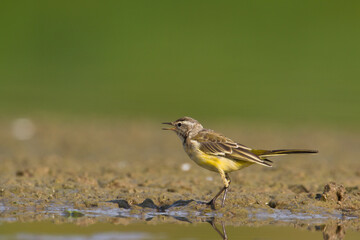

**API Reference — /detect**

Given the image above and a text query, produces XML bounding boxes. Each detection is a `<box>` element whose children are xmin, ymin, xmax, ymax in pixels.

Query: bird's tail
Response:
<box><xmin>252</xmin><ymin>149</ymin><xmax>318</xmax><ymax>157</ymax></box>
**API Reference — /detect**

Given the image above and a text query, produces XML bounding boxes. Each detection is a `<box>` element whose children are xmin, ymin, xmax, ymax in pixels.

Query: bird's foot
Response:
<box><xmin>206</xmin><ymin>199</ymin><xmax>216</xmax><ymax>210</ymax></box>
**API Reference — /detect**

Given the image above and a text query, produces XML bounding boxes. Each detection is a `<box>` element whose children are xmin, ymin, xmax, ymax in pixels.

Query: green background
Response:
<box><xmin>1</xmin><ymin>1</ymin><xmax>359</xmax><ymax>126</ymax></box>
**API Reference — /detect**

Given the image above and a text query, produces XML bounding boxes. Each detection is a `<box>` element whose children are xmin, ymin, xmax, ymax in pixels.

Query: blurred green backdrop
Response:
<box><xmin>1</xmin><ymin>1</ymin><xmax>359</xmax><ymax>126</ymax></box>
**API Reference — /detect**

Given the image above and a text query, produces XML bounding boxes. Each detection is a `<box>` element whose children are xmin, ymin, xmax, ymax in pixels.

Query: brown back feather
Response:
<box><xmin>192</xmin><ymin>130</ymin><xmax>272</xmax><ymax>167</ymax></box>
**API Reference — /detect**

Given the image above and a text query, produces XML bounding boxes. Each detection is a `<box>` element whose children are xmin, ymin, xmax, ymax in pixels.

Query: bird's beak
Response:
<box><xmin>162</xmin><ymin>122</ymin><xmax>176</xmax><ymax>131</ymax></box>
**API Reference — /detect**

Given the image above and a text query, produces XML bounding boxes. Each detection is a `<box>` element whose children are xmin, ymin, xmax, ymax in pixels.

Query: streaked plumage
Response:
<box><xmin>162</xmin><ymin>116</ymin><xmax>317</xmax><ymax>209</ymax></box>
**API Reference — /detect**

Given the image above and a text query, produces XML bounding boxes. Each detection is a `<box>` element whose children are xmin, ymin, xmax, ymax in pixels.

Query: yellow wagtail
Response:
<box><xmin>162</xmin><ymin>116</ymin><xmax>318</xmax><ymax>209</ymax></box>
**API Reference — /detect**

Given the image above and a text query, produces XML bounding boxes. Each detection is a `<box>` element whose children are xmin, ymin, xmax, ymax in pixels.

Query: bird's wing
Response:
<box><xmin>192</xmin><ymin>130</ymin><xmax>272</xmax><ymax>167</ymax></box>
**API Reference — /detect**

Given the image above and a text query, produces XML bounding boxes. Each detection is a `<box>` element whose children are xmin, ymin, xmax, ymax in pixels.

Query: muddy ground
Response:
<box><xmin>0</xmin><ymin>118</ymin><xmax>359</xmax><ymax>231</ymax></box>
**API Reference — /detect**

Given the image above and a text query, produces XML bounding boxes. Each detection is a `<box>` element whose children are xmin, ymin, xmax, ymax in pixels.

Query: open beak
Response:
<box><xmin>162</xmin><ymin>122</ymin><xmax>176</xmax><ymax>131</ymax></box>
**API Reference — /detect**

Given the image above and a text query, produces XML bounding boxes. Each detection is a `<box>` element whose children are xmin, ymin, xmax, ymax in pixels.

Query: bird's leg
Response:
<box><xmin>207</xmin><ymin>186</ymin><xmax>226</xmax><ymax>210</ymax></box>
<box><xmin>207</xmin><ymin>171</ymin><xmax>230</xmax><ymax>209</ymax></box>
<box><xmin>221</xmin><ymin>173</ymin><xmax>231</xmax><ymax>207</ymax></box>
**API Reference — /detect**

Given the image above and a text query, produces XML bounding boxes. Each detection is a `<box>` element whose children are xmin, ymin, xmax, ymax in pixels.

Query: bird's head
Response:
<box><xmin>162</xmin><ymin>116</ymin><xmax>203</xmax><ymax>140</ymax></box>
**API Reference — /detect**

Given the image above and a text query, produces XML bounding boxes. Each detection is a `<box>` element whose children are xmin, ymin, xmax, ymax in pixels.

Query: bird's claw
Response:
<box><xmin>206</xmin><ymin>199</ymin><xmax>216</xmax><ymax>210</ymax></box>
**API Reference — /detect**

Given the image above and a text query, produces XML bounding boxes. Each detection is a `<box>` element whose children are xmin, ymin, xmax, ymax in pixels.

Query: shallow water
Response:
<box><xmin>1</xmin><ymin>220</ymin><xmax>359</xmax><ymax>240</ymax></box>
<box><xmin>1</xmin><ymin>202</ymin><xmax>359</xmax><ymax>240</ymax></box>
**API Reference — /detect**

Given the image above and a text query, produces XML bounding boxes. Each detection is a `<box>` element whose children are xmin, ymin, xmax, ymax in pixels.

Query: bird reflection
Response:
<box><xmin>109</xmin><ymin>198</ymin><xmax>348</xmax><ymax>240</ymax></box>
<box><xmin>207</xmin><ymin>217</ymin><xmax>228</xmax><ymax>240</ymax></box>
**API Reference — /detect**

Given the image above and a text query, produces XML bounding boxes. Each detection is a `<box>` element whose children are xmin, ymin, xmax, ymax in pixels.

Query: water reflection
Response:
<box><xmin>209</xmin><ymin>220</ymin><xmax>347</xmax><ymax>240</ymax></box>
<box><xmin>318</xmin><ymin>223</ymin><xmax>345</xmax><ymax>240</ymax></box>
<box><xmin>0</xmin><ymin>199</ymin><xmax>357</xmax><ymax>240</ymax></box>
<box><xmin>108</xmin><ymin>198</ymin><xmax>350</xmax><ymax>240</ymax></box>
<box><xmin>109</xmin><ymin>198</ymin><xmax>227</xmax><ymax>239</ymax></box>
<box><xmin>207</xmin><ymin>218</ymin><xmax>228</xmax><ymax>240</ymax></box>
<box><xmin>109</xmin><ymin>199</ymin><xmax>354</xmax><ymax>240</ymax></box>
<box><xmin>209</xmin><ymin>219</ymin><xmax>346</xmax><ymax>240</ymax></box>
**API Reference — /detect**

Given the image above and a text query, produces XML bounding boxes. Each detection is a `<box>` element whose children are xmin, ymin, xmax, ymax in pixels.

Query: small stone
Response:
<box><xmin>181</xmin><ymin>163</ymin><xmax>191</xmax><ymax>171</ymax></box>
<box><xmin>267</xmin><ymin>200</ymin><xmax>277</xmax><ymax>208</ymax></box>
<box><xmin>137</xmin><ymin>198</ymin><xmax>158</xmax><ymax>209</ymax></box>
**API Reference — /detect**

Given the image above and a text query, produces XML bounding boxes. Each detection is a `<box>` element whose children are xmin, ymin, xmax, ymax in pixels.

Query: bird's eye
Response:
<box><xmin>177</xmin><ymin>122</ymin><xmax>182</xmax><ymax>127</ymax></box>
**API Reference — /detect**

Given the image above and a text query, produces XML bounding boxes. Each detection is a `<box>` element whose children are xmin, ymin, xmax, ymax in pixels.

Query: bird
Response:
<box><xmin>162</xmin><ymin>116</ymin><xmax>318</xmax><ymax>209</ymax></box>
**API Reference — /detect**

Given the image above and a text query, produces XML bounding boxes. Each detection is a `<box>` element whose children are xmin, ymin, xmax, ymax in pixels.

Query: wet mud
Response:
<box><xmin>0</xmin><ymin>118</ymin><xmax>359</xmax><ymax>233</ymax></box>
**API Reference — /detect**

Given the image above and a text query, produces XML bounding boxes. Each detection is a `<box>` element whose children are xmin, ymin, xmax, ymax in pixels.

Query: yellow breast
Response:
<box><xmin>183</xmin><ymin>140</ymin><xmax>253</xmax><ymax>173</ymax></box>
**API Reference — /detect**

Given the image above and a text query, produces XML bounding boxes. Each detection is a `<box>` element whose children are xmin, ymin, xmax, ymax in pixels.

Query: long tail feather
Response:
<box><xmin>255</xmin><ymin>149</ymin><xmax>318</xmax><ymax>157</ymax></box>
